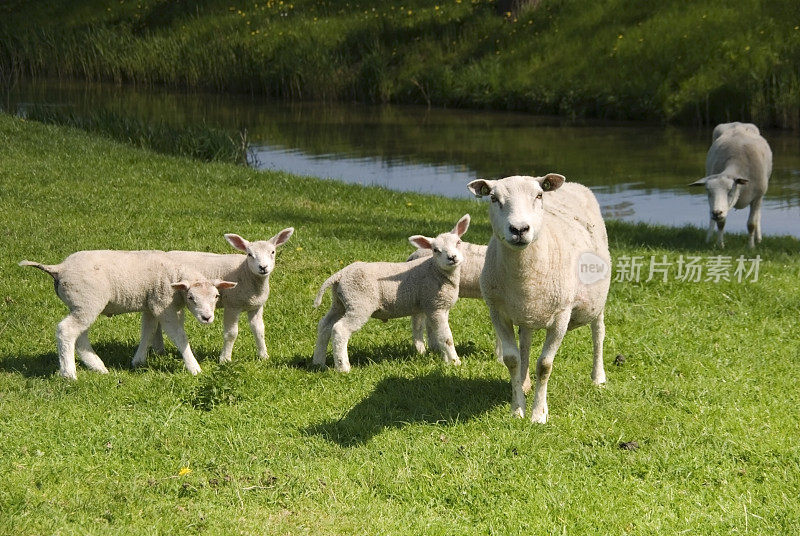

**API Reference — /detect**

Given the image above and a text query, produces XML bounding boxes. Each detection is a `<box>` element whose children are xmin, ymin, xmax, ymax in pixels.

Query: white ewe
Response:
<box><xmin>468</xmin><ymin>174</ymin><xmax>610</xmax><ymax>423</ymax></box>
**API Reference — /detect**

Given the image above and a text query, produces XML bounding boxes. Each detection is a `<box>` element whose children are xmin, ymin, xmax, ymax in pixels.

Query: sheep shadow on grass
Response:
<box><xmin>0</xmin><ymin>341</ymin><xmax>218</xmax><ymax>378</ymax></box>
<box><xmin>288</xmin><ymin>340</ymin><xmax>481</xmax><ymax>370</ymax></box>
<box><xmin>305</xmin><ymin>371</ymin><xmax>508</xmax><ymax>447</ymax></box>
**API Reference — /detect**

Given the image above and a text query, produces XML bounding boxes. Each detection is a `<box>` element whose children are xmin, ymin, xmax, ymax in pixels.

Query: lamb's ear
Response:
<box><xmin>734</xmin><ymin>177</ymin><xmax>749</xmax><ymax>185</ymax></box>
<box><xmin>225</xmin><ymin>233</ymin><xmax>249</xmax><ymax>252</ymax></box>
<box><xmin>538</xmin><ymin>173</ymin><xmax>565</xmax><ymax>192</ymax></box>
<box><xmin>409</xmin><ymin>235</ymin><xmax>433</xmax><ymax>250</ymax></box>
<box><xmin>468</xmin><ymin>179</ymin><xmax>494</xmax><ymax>198</ymax></box>
<box><xmin>171</xmin><ymin>281</ymin><xmax>190</xmax><ymax>291</ymax></box>
<box><xmin>453</xmin><ymin>214</ymin><xmax>470</xmax><ymax>237</ymax></box>
<box><xmin>214</xmin><ymin>280</ymin><xmax>237</xmax><ymax>290</ymax></box>
<box><xmin>689</xmin><ymin>176</ymin><xmax>710</xmax><ymax>187</ymax></box>
<box><xmin>270</xmin><ymin>227</ymin><xmax>294</xmax><ymax>247</ymax></box>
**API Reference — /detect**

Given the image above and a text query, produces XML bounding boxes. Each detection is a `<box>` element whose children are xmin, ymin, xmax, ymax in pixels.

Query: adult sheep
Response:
<box><xmin>467</xmin><ymin>174</ymin><xmax>610</xmax><ymax>423</ymax></box>
<box><xmin>690</xmin><ymin>122</ymin><xmax>772</xmax><ymax>248</ymax></box>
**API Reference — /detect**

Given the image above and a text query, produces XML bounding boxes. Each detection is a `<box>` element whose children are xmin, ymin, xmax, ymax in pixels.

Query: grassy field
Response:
<box><xmin>1</xmin><ymin>0</ymin><xmax>799</xmax><ymax>127</ymax></box>
<box><xmin>1</xmin><ymin>113</ymin><xmax>799</xmax><ymax>534</ymax></box>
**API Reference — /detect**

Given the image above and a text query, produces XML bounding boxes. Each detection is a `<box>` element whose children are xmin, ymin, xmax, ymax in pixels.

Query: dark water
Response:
<box><xmin>5</xmin><ymin>80</ymin><xmax>800</xmax><ymax>237</ymax></box>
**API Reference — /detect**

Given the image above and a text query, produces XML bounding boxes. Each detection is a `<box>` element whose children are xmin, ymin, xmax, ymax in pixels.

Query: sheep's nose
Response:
<box><xmin>258</xmin><ymin>265</ymin><xmax>267</xmax><ymax>273</ymax></box>
<box><xmin>711</xmin><ymin>210</ymin><xmax>724</xmax><ymax>220</ymax></box>
<box><xmin>201</xmin><ymin>314</ymin><xmax>212</xmax><ymax>322</ymax></box>
<box><xmin>448</xmin><ymin>254</ymin><xmax>458</xmax><ymax>263</ymax></box>
<box><xmin>509</xmin><ymin>224</ymin><xmax>530</xmax><ymax>236</ymax></box>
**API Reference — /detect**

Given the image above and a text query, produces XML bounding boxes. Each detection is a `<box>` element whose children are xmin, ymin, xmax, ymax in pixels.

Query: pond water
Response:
<box><xmin>4</xmin><ymin>80</ymin><xmax>800</xmax><ymax>237</ymax></box>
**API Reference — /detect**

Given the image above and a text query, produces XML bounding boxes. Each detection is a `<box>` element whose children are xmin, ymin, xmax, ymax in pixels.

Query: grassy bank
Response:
<box><xmin>1</xmin><ymin>114</ymin><xmax>800</xmax><ymax>534</ymax></box>
<box><xmin>1</xmin><ymin>0</ymin><xmax>799</xmax><ymax>128</ymax></box>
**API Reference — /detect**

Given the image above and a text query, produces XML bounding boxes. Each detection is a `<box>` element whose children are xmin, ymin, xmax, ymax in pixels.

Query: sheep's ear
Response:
<box><xmin>225</xmin><ymin>233</ymin><xmax>249</xmax><ymax>252</ymax></box>
<box><xmin>171</xmin><ymin>281</ymin><xmax>190</xmax><ymax>291</ymax></box>
<box><xmin>689</xmin><ymin>176</ymin><xmax>710</xmax><ymax>187</ymax></box>
<box><xmin>468</xmin><ymin>179</ymin><xmax>494</xmax><ymax>198</ymax></box>
<box><xmin>734</xmin><ymin>177</ymin><xmax>749</xmax><ymax>185</ymax></box>
<box><xmin>453</xmin><ymin>214</ymin><xmax>470</xmax><ymax>237</ymax></box>
<box><xmin>270</xmin><ymin>227</ymin><xmax>294</xmax><ymax>247</ymax></box>
<box><xmin>409</xmin><ymin>235</ymin><xmax>433</xmax><ymax>250</ymax></box>
<box><xmin>538</xmin><ymin>173</ymin><xmax>565</xmax><ymax>192</ymax></box>
<box><xmin>214</xmin><ymin>280</ymin><xmax>237</xmax><ymax>290</ymax></box>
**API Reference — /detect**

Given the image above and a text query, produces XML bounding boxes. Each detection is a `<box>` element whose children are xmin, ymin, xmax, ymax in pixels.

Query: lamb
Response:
<box><xmin>19</xmin><ymin>251</ymin><xmax>236</xmax><ymax>380</ymax></box>
<box><xmin>467</xmin><ymin>174</ymin><xmax>611</xmax><ymax>423</ymax></box>
<box><xmin>145</xmin><ymin>229</ymin><xmax>295</xmax><ymax>363</ymax></box>
<box><xmin>312</xmin><ymin>214</ymin><xmax>471</xmax><ymax>372</ymax></box>
<box><xmin>406</xmin><ymin>241</ymin><xmax>486</xmax><ymax>354</ymax></box>
<box><xmin>690</xmin><ymin>122</ymin><xmax>772</xmax><ymax>248</ymax></box>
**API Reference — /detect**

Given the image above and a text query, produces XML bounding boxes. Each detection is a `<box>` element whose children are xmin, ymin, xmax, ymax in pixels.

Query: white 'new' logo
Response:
<box><xmin>577</xmin><ymin>251</ymin><xmax>609</xmax><ymax>284</ymax></box>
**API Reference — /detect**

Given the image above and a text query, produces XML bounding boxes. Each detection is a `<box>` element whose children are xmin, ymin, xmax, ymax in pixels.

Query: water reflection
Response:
<box><xmin>4</xmin><ymin>80</ymin><xmax>799</xmax><ymax>236</ymax></box>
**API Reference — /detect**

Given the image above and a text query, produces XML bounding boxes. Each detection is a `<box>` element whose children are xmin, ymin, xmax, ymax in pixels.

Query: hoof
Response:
<box><xmin>511</xmin><ymin>407</ymin><xmax>525</xmax><ymax>419</ymax></box>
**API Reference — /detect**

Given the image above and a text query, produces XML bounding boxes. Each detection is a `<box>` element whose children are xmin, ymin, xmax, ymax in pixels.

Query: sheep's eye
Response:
<box><xmin>537</xmin><ymin>192</ymin><xmax>543</xmax><ymax>200</ymax></box>
<box><xmin>433</xmin><ymin>247</ymin><xmax>441</xmax><ymax>253</ymax></box>
<box><xmin>456</xmin><ymin>240</ymin><xmax>462</xmax><ymax>246</ymax></box>
<box><xmin>490</xmin><ymin>194</ymin><xmax>499</xmax><ymax>203</ymax></box>
<box><xmin>188</xmin><ymin>295</ymin><xmax>195</xmax><ymax>302</ymax></box>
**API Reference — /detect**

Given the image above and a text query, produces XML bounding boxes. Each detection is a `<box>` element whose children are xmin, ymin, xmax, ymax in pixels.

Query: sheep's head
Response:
<box><xmin>689</xmin><ymin>174</ymin><xmax>748</xmax><ymax>223</ymax></box>
<box><xmin>225</xmin><ymin>228</ymin><xmax>295</xmax><ymax>277</ymax></box>
<box><xmin>408</xmin><ymin>214</ymin><xmax>470</xmax><ymax>272</ymax></box>
<box><xmin>173</xmin><ymin>279</ymin><xmax>237</xmax><ymax>324</ymax></box>
<box><xmin>468</xmin><ymin>174</ymin><xmax>564</xmax><ymax>250</ymax></box>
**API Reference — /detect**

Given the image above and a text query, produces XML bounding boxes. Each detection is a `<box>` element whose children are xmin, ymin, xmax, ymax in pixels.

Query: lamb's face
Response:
<box><xmin>225</xmin><ymin>228</ymin><xmax>294</xmax><ymax>277</ymax></box>
<box><xmin>468</xmin><ymin>174</ymin><xmax>564</xmax><ymax>250</ymax></box>
<box><xmin>429</xmin><ymin>232</ymin><xmax>464</xmax><ymax>272</ymax></box>
<box><xmin>408</xmin><ymin>214</ymin><xmax>470</xmax><ymax>273</ymax></box>
<box><xmin>174</xmin><ymin>280</ymin><xmax>237</xmax><ymax>324</ymax></box>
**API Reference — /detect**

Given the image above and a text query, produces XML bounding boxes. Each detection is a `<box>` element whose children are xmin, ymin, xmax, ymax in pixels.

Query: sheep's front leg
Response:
<box><xmin>747</xmin><ymin>197</ymin><xmax>763</xmax><ymax>248</ymax></box>
<box><xmin>716</xmin><ymin>219</ymin><xmax>726</xmax><ymax>248</ymax></box>
<box><xmin>411</xmin><ymin>314</ymin><xmax>426</xmax><ymax>354</ymax></box>
<box><xmin>530</xmin><ymin>311</ymin><xmax>570</xmax><ymax>424</ymax></box>
<box><xmin>132</xmin><ymin>312</ymin><xmax>158</xmax><ymax>368</ymax></box>
<box><xmin>517</xmin><ymin>326</ymin><xmax>533</xmax><ymax>395</ymax></box>
<box><xmin>151</xmin><ymin>323</ymin><xmax>166</xmax><ymax>355</ymax></box>
<box><xmin>706</xmin><ymin>219</ymin><xmax>716</xmax><ymax>243</ymax></box>
<box><xmin>426</xmin><ymin>310</ymin><xmax>460</xmax><ymax>366</ymax></box>
<box><xmin>247</xmin><ymin>306</ymin><xmax>268</xmax><ymax>359</ymax></box>
<box><xmin>590</xmin><ymin>312</ymin><xmax>607</xmax><ymax>386</ymax></box>
<box><xmin>219</xmin><ymin>307</ymin><xmax>240</xmax><ymax>364</ymax></box>
<box><xmin>489</xmin><ymin>308</ymin><xmax>525</xmax><ymax>418</ymax></box>
<box><xmin>56</xmin><ymin>311</ymin><xmax>96</xmax><ymax>380</ymax></box>
<box><xmin>76</xmin><ymin>330</ymin><xmax>108</xmax><ymax>374</ymax></box>
<box><xmin>160</xmin><ymin>309</ymin><xmax>202</xmax><ymax>375</ymax></box>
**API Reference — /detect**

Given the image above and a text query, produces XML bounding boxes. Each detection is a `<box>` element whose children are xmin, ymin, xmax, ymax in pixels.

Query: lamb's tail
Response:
<box><xmin>313</xmin><ymin>271</ymin><xmax>342</xmax><ymax>308</ymax></box>
<box><xmin>19</xmin><ymin>260</ymin><xmax>60</xmax><ymax>279</ymax></box>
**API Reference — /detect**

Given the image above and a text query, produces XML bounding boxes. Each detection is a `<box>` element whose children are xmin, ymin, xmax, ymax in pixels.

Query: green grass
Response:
<box><xmin>1</xmin><ymin>113</ymin><xmax>799</xmax><ymax>534</ymax></box>
<box><xmin>1</xmin><ymin>0</ymin><xmax>799</xmax><ymax>127</ymax></box>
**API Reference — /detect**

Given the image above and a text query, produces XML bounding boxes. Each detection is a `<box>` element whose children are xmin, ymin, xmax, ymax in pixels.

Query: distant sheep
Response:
<box><xmin>313</xmin><ymin>215</ymin><xmax>470</xmax><ymax>372</ymax></box>
<box><xmin>406</xmin><ymin>241</ymin><xmax>486</xmax><ymax>354</ymax></box>
<box><xmin>146</xmin><ymin>229</ymin><xmax>294</xmax><ymax>363</ymax></box>
<box><xmin>690</xmin><ymin>122</ymin><xmax>772</xmax><ymax>248</ymax></box>
<box><xmin>468</xmin><ymin>174</ymin><xmax>610</xmax><ymax>423</ymax></box>
<box><xmin>20</xmin><ymin>251</ymin><xmax>235</xmax><ymax>380</ymax></box>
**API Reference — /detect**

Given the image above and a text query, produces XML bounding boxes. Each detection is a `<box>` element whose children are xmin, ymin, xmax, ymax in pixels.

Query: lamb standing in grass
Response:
<box><xmin>145</xmin><ymin>229</ymin><xmax>294</xmax><ymax>363</ymax></box>
<box><xmin>406</xmin><ymin>241</ymin><xmax>486</xmax><ymax>354</ymax></box>
<box><xmin>690</xmin><ymin>122</ymin><xmax>772</xmax><ymax>248</ymax></box>
<box><xmin>19</xmin><ymin>251</ymin><xmax>236</xmax><ymax>380</ymax></box>
<box><xmin>468</xmin><ymin>174</ymin><xmax>610</xmax><ymax>423</ymax></box>
<box><xmin>313</xmin><ymin>215</ymin><xmax>471</xmax><ymax>372</ymax></box>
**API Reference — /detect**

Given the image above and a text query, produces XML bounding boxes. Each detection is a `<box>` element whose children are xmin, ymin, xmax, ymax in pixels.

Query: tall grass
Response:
<box><xmin>1</xmin><ymin>0</ymin><xmax>799</xmax><ymax>127</ymax></box>
<box><xmin>22</xmin><ymin>104</ymin><xmax>249</xmax><ymax>164</ymax></box>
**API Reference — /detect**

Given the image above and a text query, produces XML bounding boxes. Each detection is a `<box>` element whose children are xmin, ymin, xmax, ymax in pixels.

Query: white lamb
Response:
<box><xmin>313</xmin><ymin>214</ymin><xmax>471</xmax><ymax>372</ymax></box>
<box><xmin>406</xmin><ymin>241</ymin><xmax>486</xmax><ymax>354</ymax></box>
<box><xmin>690</xmin><ymin>122</ymin><xmax>772</xmax><ymax>248</ymax></box>
<box><xmin>468</xmin><ymin>174</ymin><xmax>611</xmax><ymax>423</ymax></box>
<box><xmin>19</xmin><ymin>251</ymin><xmax>236</xmax><ymax>380</ymax></box>
<box><xmin>145</xmin><ymin>229</ymin><xmax>294</xmax><ymax>363</ymax></box>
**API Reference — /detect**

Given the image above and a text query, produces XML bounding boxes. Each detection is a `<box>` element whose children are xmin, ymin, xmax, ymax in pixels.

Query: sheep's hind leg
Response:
<box><xmin>330</xmin><ymin>311</ymin><xmax>369</xmax><ymax>373</ymax></box>
<box><xmin>56</xmin><ymin>311</ymin><xmax>97</xmax><ymax>380</ymax></box>
<box><xmin>76</xmin><ymin>330</ymin><xmax>108</xmax><ymax>374</ymax></box>
<box><xmin>748</xmin><ymin>198</ymin><xmax>763</xmax><ymax>248</ymax></box>
<box><xmin>132</xmin><ymin>311</ymin><xmax>158</xmax><ymax>368</ymax></box>
<box><xmin>591</xmin><ymin>312</ymin><xmax>607</xmax><ymax>386</ymax></box>
<box><xmin>411</xmin><ymin>314</ymin><xmax>426</xmax><ymax>355</ymax></box>
<box><xmin>313</xmin><ymin>302</ymin><xmax>344</xmax><ymax>368</ymax></box>
<box><xmin>219</xmin><ymin>307</ymin><xmax>240</xmax><ymax>364</ymax></box>
<box><xmin>518</xmin><ymin>326</ymin><xmax>533</xmax><ymax>395</ymax></box>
